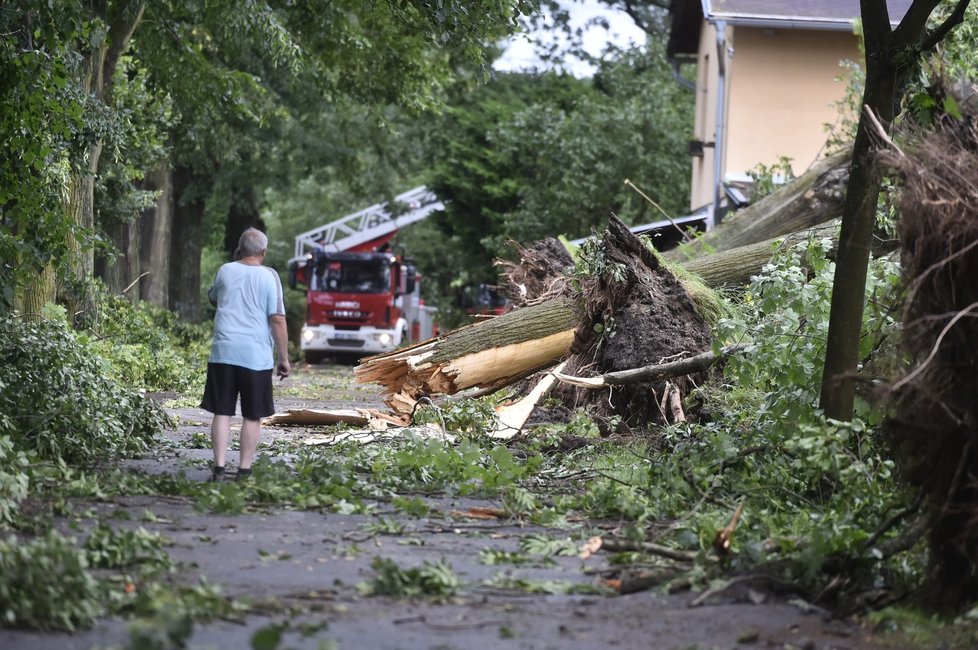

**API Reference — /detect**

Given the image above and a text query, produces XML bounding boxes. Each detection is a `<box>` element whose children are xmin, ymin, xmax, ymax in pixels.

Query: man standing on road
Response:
<box><xmin>201</xmin><ymin>227</ymin><xmax>291</xmax><ymax>481</ymax></box>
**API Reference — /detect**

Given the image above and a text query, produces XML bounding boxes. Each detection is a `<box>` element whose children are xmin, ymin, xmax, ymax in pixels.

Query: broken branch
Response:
<box><xmin>555</xmin><ymin>344</ymin><xmax>746</xmax><ymax>388</ymax></box>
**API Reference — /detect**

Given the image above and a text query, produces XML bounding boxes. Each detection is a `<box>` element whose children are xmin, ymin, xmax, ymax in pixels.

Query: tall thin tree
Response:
<box><xmin>820</xmin><ymin>0</ymin><xmax>971</xmax><ymax>420</ymax></box>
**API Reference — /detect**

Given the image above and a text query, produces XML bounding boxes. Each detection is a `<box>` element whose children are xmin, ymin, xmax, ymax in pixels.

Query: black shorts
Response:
<box><xmin>200</xmin><ymin>363</ymin><xmax>275</xmax><ymax>420</ymax></box>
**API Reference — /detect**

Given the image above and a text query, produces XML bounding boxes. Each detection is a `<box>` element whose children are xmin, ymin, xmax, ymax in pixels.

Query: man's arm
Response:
<box><xmin>270</xmin><ymin>314</ymin><xmax>291</xmax><ymax>379</ymax></box>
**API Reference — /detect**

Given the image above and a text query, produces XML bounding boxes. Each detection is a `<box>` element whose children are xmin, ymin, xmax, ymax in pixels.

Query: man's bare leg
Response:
<box><xmin>211</xmin><ymin>414</ymin><xmax>232</xmax><ymax>468</ymax></box>
<box><xmin>239</xmin><ymin>417</ymin><xmax>261</xmax><ymax>470</ymax></box>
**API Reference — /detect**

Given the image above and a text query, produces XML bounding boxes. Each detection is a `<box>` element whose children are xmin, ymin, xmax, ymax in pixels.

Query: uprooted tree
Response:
<box><xmin>357</xmin><ymin>214</ymin><xmax>715</xmax><ymax>431</ymax></box>
<box><xmin>881</xmin><ymin>95</ymin><xmax>978</xmax><ymax>613</ymax></box>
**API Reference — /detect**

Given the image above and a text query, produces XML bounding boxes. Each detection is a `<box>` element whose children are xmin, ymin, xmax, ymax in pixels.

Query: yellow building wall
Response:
<box><xmin>689</xmin><ymin>24</ymin><xmax>860</xmax><ymax>211</ymax></box>
<box><xmin>727</xmin><ymin>28</ymin><xmax>859</xmax><ymax>179</ymax></box>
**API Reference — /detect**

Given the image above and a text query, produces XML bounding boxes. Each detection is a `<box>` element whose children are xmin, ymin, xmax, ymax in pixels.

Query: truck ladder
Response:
<box><xmin>292</xmin><ymin>186</ymin><xmax>443</xmax><ymax>261</ymax></box>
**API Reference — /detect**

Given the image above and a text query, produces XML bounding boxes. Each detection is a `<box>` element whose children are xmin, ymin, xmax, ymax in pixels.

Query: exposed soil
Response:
<box><xmin>0</xmin><ymin>365</ymin><xmax>914</xmax><ymax>650</ymax></box>
<box><xmin>558</xmin><ymin>215</ymin><xmax>712</xmax><ymax>432</ymax></box>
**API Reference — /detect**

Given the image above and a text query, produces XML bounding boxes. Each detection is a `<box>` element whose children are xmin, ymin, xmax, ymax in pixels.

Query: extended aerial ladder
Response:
<box><xmin>290</xmin><ymin>186</ymin><xmax>444</xmax><ymax>263</ymax></box>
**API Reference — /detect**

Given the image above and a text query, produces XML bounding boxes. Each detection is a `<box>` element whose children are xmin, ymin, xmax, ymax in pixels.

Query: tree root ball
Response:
<box><xmin>881</xmin><ymin>90</ymin><xmax>978</xmax><ymax>613</ymax></box>
<box><xmin>559</xmin><ymin>215</ymin><xmax>712</xmax><ymax>432</ymax></box>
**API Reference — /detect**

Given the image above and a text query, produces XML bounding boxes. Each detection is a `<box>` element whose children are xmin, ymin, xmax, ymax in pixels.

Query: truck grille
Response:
<box><xmin>329</xmin><ymin>310</ymin><xmax>366</xmax><ymax>320</ymax></box>
<box><xmin>327</xmin><ymin>338</ymin><xmax>365</xmax><ymax>348</ymax></box>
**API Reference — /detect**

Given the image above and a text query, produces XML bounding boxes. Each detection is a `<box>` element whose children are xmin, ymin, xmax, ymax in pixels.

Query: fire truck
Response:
<box><xmin>287</xmin><ymin>186</ymin><xmax>442</xmax><ymax>363</ymax></box>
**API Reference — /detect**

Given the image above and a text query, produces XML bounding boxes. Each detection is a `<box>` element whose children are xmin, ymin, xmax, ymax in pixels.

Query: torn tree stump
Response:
<box><xmin>354</xmin><ymin>297</ymin><xmax>578</xmax><ymax>413</ymax></box>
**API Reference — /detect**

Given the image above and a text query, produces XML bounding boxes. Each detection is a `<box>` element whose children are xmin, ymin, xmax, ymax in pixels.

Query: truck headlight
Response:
<box><xmin>301</xmin><ymin>329</ymin><xmax>315</xmax><ymax>343</ymax></box>
<box><xmin>377</xmin><ymin>332</ymin><xmax>392</xmax><ymax>346</ymax></box>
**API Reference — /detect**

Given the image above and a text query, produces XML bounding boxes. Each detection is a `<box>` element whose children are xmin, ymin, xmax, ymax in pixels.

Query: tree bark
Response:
<box><xmin>224</xmin><ymin>184</ymin><xmax>266</xmax><ymax>257</ymax></box>
<box><xmin>97</xmin><ymin>217</ymin><xmax>142</xmax><ymax>299</ymax></box>
<box><xmin>169</xmin><ymin>165</ymin><xmax>205</xmax><ymax>321</ymax></box>
<box><xmin>139</xmin><ymin>162</ymin><xmax>172</xmax><ymax>308</ymax></box>
<box><xmin>18</xmin><ymin>264</ymin><xmax>56</xmax><ymax>322</ymax></box>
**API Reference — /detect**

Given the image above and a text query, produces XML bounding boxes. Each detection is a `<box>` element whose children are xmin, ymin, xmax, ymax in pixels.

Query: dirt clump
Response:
<box><xmin>503</xmin><ymin>216</ymin><xmax>712</xmax><ymax>433</ymax></box>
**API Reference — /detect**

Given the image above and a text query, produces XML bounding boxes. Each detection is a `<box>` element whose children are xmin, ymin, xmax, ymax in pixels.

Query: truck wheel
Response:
<box><xmin>304</xmin><ymin>351</ymin><xmax>326</xmax><ymax>365</ymax></box>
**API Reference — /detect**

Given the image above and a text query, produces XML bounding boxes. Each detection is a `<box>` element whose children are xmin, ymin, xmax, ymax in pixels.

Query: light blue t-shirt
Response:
<box><xmin>208</xmin><ymin>262</ymin><xmax>285</xmax><ymax>370</ymax></box>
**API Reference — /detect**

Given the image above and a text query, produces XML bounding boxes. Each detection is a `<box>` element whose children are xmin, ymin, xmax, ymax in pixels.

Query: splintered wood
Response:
<box><xmin>354</xmin><ymin>297</ymin><xmax>579</xmax><ymax>414</ymax></box>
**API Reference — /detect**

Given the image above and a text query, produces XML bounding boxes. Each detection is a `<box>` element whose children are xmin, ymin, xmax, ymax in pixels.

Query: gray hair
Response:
<box><xmin>235</xmin><ymin>228</ymin><xmax>268</xmax><ymax>258</ymax></box>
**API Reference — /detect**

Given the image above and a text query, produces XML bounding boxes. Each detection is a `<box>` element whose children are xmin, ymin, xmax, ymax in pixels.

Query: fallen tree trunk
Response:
<box><xmin>355</xmin><ymin>297</ymin><xmax>578</xmax><ymax>414</ymax></box>
<box><xmin>683</xmin><ymin>220</ymin><xmax>898</xmax><ymax>287</ymax></box>
<box><xmin>668</xmin><ymin>147</ymin><xmax>851</xmax><ymax>261</ymax></box>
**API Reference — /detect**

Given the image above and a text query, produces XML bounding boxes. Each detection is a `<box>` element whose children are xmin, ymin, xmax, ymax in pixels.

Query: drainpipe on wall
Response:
<box><xmin>712</xmin><ymin>19</ymin><xmax>727</xmax><ymax>227</ymax></box>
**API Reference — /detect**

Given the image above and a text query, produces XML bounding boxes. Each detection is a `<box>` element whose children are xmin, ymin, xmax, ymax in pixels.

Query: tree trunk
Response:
<box><xmin>169</xmin><ymin>165</ymin><xmax>205</xmax><ymax>321</ymax></box>
<box><xmin>139</xmin><ymin>162</ymin><xmax>173</xmax><ymax>308</ymax></box>
<box><xmin>355</xmin><ymin>296</ymin><xmax>579</xmax><ymax>413</ymax></box>
<box><xmin>668</xmin><ymin>147</ymin><xmax>851</xmax><ymax>262</ymax></box>
<box><xmin>64</xmin><ymin>143</ymin><xmax>102</xmax><ymax>322</ymax></box>
<box><xmin>819</xmin><ymin>0</ymin><xmax>971</xmax><ymax>420</ymax></box>
<box><xmin>224</xmin><ymin>184</ymin><xmax>265</xmax><ymax>257</ymax></box>
<box><xmin>62</xmin><ymin>1</ymin><xmax>145</xmax><ymax>321</ymax></box>
<box><xmin>18</xmin><ymin>264</ymin><xmax>56</xmax><ymax>322</ymax></box>
<box><xmin>97</xmin><ymin>217</ymin><xmax>142</xmax><ymax>300</ymax></box>
<box><xmin>682</xmin><ymin>220</ymin><xmax>897</xmax><ymax>287</ymax></box>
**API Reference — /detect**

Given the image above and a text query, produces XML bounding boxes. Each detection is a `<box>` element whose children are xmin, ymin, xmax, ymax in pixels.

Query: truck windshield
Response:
<box><xmin>320</xmin><ymin>259</ymin><xmax>391</xmax><ymax>294</ymax></box>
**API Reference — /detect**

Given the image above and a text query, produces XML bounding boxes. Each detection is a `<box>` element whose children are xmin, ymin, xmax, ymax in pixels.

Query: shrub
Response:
<box><xmin>0</xmin><ymin>313</ymin><xmax>170</xmax><ymax>463</ymax></box>
<box><xmin>87</xmin><ymin>294</ymin><xmax>210</xmax><ymax>394</ymax></box>
<box><xmin>0</xmin><ymin>436</ymin><xmax>30</xmax><ymax>525</ymax></box>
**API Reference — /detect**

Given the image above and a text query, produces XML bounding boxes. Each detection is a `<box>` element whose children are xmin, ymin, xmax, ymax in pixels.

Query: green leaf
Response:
<box><xmin>251</xmin><ymin>625</ymin><xmax>283</xmax><ymax>650</ymax></box>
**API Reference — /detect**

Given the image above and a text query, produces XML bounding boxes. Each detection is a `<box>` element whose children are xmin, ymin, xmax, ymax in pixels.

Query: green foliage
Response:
<box><xmin>424</xmin><ymin>42</ymin><xmax>693</xmax><ymax>305</ymax></box>
<box><xmin>715</xmin><ymin>234</ymin><xmax>899</xmax><ymax>426</ymax></box>
<box><xmin>0</xmin><ymin>312</ymin><xmax>170</xmax><ymax>464</ymax></box>
<box><xmin>83</xmin><ymin>524</ymin><xmax>172</xmax><ymax>570</ymax></box>
<box><xmin>0</xmin><ymin>530</ymin><xmax>103</xmax><ymax>631</ymax></box>
<box><xmin>411</xmin><ymin>397</ymin><xmax>500</xmax><ymax>436</ymax></box>
<box><xmin>824</xmin><ymin>56</ymin><xmax>864</xmax><ymax>152</ymax></box>
<box><xmin>0</xmin><ymin>20</ymin><xmax>84</xmax><ymax>311</ymax></box>
<box><xmin>745</xmin><ymin>156</ymin><xmax>796</xmax><ymax>203</ymax></box>
<box><xmin>86</xmin><ymin>293</ymin><xmax>210</xmax><ymax>393</ymax></box>
<box><xmin>0</xmin><ymin>436</ymin><xmax>30</xmax><ymax>525</ymax></box>
<box><xmin>360</xmin><ymin>557</ymin><xmax>459</xmax><ymax>598</ymax></box>
<box><xmin>932</xmin><ymin>2</ymin><xmax>978</xmax><ymax>82</ymax></box>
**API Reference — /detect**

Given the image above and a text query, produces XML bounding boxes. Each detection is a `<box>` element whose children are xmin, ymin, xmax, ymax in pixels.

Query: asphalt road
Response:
<box><xmin>0</xmin><ymin>365</ymin><xmax>906</xmax><ymax>650</ymax></box>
